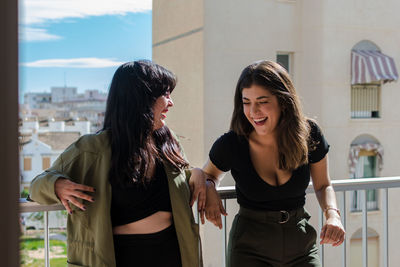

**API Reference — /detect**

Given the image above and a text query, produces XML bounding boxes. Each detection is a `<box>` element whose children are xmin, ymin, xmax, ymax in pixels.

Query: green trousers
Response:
<box><xmin>227</xmin><ymin>206</ymin><xmax>321</xmax><ymax>267</ymax></box>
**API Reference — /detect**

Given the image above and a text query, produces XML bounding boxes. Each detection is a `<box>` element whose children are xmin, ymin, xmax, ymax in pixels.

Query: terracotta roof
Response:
<box><xmin>38</xmin><ymin>132</ymin><xmax>81</xmax><ymax>150</ymax></box>
<box><xmin>58</xmin><ymin>117</ymin><xmax>88</xmax><ymax>126</ymax></box>
<box><xmin>39</xmin><ymin>121</ymin><xmax>49</xmax><ymax>127</ymax></box>
<box><xmin>51</xmin><ymin>117</ymin><xmax>68</xmax><ymax>122</ymax></box>
<box><xmin>75</xmin><ymin>117</ymin><xmax>88</xmax><ymax>121</ymax></box>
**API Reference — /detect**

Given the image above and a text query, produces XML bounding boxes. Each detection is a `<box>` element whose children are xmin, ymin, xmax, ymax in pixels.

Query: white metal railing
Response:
<box><xmin>20</xmin><ymin>176</ymin><xmax>400</xmax><ymax>267</ymax></box>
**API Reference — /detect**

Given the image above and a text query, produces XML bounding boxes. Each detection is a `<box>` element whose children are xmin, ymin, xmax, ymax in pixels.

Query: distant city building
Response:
<box><xmin>50</xmin><ymin>86</ymin><xmax>77</xmax><ymax>103</ymax></box>
<box><xmin>20</xmin><ymin>89</ymin><xmax>97</xmax><ymax>186</ymax></box>
<box><xmin>23</xmin><ymin>87</ymin><xmax>107</xmax><ymax>132</ymax></box>
<box><xmin>19</xmin><ymin>131</ymin><xmax>81</xmax><ymax>186</ymax></box>
<box><xmin>20</xmin><ymin>116</ymin><xmax>91</xmax><ymax>136</ymax></box>
<box><xmin>84</xmin><ymin>89</ymin><xmax>108</xmax><ymax>101</ymax></box>
<box><xmin>24</xmin><ymin>92</ymin><xmax>51</xmax><ymax>109</ymax></box>
<box><xmin>19</xmin><ymin>115</ymin><xmax>91</xmax><ymax>186</ymax></box>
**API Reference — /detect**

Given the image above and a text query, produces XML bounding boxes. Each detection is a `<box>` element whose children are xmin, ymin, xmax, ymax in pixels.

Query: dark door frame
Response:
<box><xmin>0</xmin><ymin>0</ymin><xmax>20</xmax><ymax>265</ymax></box>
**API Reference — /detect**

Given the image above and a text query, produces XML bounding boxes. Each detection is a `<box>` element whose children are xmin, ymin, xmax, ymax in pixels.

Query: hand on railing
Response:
<box><xmin>189</xmin><ymin>168</ymin><xmax>207</xmax><ymax>211</ymax></box>
<box><xmin>201</xmin><ymin>180</ymin><xmax>227</xmax><ymax>229</ymax></box>
<box><xmin>55</xmin><ymin>178</ymin><xmax>95</xmax><ymax>214</ymax></box>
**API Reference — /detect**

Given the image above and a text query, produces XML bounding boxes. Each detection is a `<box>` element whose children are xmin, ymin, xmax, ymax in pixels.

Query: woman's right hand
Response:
<box><xmin>201</xmin><ymin>180</ymin><xmax>227</xmax><ymax>229</ymax></box>
<box><xmin>55</xmin><ymin>178</ymin><xmax>95</xmax><ymax>214</ymax></box>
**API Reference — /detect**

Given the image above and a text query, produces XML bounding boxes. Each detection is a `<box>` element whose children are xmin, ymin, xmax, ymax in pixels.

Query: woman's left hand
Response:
<box><xmin>189</xmin><ymin>168</ymin><xmax>207</xmax><ymax>211</ymax></box>
<box><xmin>320</xmin><ymin>215</ymin><xmax>345</xmax><ymax>247</ymax></box>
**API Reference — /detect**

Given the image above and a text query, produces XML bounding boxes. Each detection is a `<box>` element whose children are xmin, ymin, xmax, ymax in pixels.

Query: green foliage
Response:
<box><xmin>20</xmin><ymin>234</ymin><xmax>68</xmax><ymax>267</ymax></box>
<box><xmin>20</xmin><ymin>189</ymin><xmax>29</xmax><ymax>198</ymax></box>
<box><xmin>21</xmin><ymin>257</ymin><xmax>68</xmax><ymax>267</ymax></box>
<box><xmin>20</xmin><ymin>237</ymin><xmax>67</xmax><ymax>250</ymax></box>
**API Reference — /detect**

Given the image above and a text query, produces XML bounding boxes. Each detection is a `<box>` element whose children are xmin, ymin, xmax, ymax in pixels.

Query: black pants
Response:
<box><xmin>113</xmin><ymin>224</ymin><xmax>182</xmax><ymax>267</ymax></box>
<box><xmin>228</xmin><ymin>206</ymin><xmax>321</xmax><ymax>267</ymax></box>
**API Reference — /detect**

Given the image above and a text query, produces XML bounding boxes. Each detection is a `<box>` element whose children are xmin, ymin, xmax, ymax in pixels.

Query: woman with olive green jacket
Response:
<box><xmin>30</xmin><ymin>130</ymin><xmax>202</xmax><ymax>267</ymax></box>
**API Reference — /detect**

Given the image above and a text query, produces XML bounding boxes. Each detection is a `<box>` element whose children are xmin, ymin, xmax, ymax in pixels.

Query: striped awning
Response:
<box><xmin>351</xmin><ymin>50</ymin><xmax>398</xmax><ymax>85</ymax></box>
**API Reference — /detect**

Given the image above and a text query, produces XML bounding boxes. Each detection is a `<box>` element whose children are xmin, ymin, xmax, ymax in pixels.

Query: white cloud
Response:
<box><xmin>21</xmin><ymin>58</ymin><xmax>124</xmax><ymax>68</ymax></box>
<box><xmin>20</xmin><ymin>0</ymin><xmax>152</xmax><ymax>25</ymax></box>
<box><xmin>19</xmin><ymin>27</ymin><xmax>62</xmax><ymax>42</ymax></box>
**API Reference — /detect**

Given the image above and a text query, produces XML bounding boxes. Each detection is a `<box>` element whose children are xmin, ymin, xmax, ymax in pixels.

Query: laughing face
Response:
<box><xmin>242</xmin><ymin>84</ymin><xmax>281</xmax><ymax>136</ymax></box>
<box><xmin>152</xmin><ymin>92</ymin><xmax>174</xmax><ymax>130</ymax></box>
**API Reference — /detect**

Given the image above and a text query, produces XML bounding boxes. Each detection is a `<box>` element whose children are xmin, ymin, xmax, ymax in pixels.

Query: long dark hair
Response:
<box><xmin>103</xmin><ymin>60</ymin><xmax>188</xmax><ymax>185</ymax></box>
<box><xmin>230</xmin><ymin>60</ymin><xmax>310</xmax><ymax>170</ymax></box>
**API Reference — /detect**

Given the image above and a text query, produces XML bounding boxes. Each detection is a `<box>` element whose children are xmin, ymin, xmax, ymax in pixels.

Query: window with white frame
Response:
<box><xmin>351</xmin><ymin>83</ymin><xmax>381</xmax><ymax>119</ymax></box>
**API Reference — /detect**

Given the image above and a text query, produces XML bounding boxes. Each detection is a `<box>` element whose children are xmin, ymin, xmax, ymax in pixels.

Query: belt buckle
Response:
<box><xmin>278</xmin><ymin>210</ymin><xmax>290</xmax><ymax>224</ymax></box>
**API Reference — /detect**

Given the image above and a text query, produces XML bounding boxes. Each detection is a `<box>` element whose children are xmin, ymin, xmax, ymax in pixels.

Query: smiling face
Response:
<box><xmin>152</xmin><ymin>92</ymin><xmax>174</xmax><ymax>130</ymax></box>
<box><xmin>242</xmin><ymin>84</ymin><xmax>281</xmax><ymax>137</ymax></box>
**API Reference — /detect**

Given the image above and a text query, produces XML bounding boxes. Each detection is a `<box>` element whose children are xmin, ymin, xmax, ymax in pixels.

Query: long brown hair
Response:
<box><xmin>230</xmin><ymin>60</ymin><xmax>310</xmax><ymax>170</ymax></box>
<box><xmin>103</xmin><ymin>60</ymin><xmax>189</xmax><ymax>185</ymax></box>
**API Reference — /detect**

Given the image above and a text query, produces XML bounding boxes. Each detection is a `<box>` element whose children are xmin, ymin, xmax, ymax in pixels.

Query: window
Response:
<box><xmin>23</xmin><ymin>157</ymin><xmax>32</xmax><ymax>171</ymax></box>
<box><xmin>276</xmin><ymin>53</ymin><xmax>292</xmax><ymax>74</ymax></box>
<box><xmin>351</xmin><ymin>84</ymin><xmax>380</xmax><ymax>118</ymax></box>
<box><xmin>351</xmin><ymin>151</ymin><xmax>378</xmax><ymax>211</ymax></box>
<box><xmin>351</xmin><ymin>40</ymin><xmax>398</xmax><ymax>119</ymax></box>
<box><xmin>349</xmin><ymin>135</ymin><xmax>383</xmax><ymax>212</ymax></box>
<box><xmin>42</xmin><ymin>157</ymin><xmax>51</xmax><ymax>170</ymax></box>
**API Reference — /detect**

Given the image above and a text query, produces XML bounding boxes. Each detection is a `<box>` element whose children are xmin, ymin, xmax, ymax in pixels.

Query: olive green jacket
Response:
<box><xmin>30</xmin><ymin>131</ymin><xmax>202</xmax><ymax>267</ymax></box>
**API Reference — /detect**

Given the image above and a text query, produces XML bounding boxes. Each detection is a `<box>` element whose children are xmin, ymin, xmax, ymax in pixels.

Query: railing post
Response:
<box><xmin>341</xmin><ymin>191</ymin><xmax>347</xmax><ymax>267</ymax></box>
<box><xmin>194</xmin><ymin>202</ymin><xmax>202</xmax><ymax>267</ymax></box>
<box><xmin>319</xmin><ymin>208</ymin><xmax>324</xmax><ymax>267</ymax></box>
<box><xmin>44</xmin><ymin>211</ymin><xmax>50</xmax><ymax>267</ymax></box>
<box><xmin>383</xmin><ymin>188</ymin><xmax>388</xmax><ymax>267</ymax></box>
<box><xmin>362</xmin><ymin>190</ymin><xmax>368</xmax><ymax>267</ymax></box>
<box><xmin>222</xmin><ymin>199</ymin><xmax>227</xmax><ymax>267</ymax></box>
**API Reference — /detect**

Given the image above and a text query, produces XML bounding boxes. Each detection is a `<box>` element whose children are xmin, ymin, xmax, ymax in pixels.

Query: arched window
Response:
<box><xmin>350</xmin><ymin>227</ymin><xmax>379</xmax><ymax>267</ymax></box>
<box><xmin>350</xmin><ymin>40</ymin><xmax>398</xmax><ymax>118</ymax></box>
<box><xmin>349</xmin><ymin>134</ymin><xmax>383</xmax><ymax>211</ymax></box>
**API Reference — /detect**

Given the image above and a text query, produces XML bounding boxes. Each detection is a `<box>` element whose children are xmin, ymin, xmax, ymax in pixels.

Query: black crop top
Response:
<box><xmin>110</xmin><ymin>160</ymin><xmax>172</xmax><ymax>227</ymax></box>
<box><xmin>209</xmin><ymin>120</ymin><xmax>329</xmax><ymax>211</ymax></box>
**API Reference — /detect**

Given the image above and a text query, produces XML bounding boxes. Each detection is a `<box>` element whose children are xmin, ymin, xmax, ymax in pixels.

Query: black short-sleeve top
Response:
<box><xmin>110</xmin><ymin>160</ymin><xmax>172</xmax><ymax>227</ymax></box>
<box><xmin>209</xmin><ymin>120</ymin><xmax>329</xmax><ymax>211</ymax></box>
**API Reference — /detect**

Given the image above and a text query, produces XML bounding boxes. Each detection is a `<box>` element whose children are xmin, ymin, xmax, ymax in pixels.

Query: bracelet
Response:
<box><xmin>324</xmin><ymin>206</ymin><xmax>341</xmax><ymax>217</ymax></box>
<box><xmin>206</xmin><ymin>178</ymin><xmax>216</xmax><ymax>187</ymax></box>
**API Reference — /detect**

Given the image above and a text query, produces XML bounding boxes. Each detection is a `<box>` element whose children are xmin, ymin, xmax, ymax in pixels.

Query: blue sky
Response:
<box><xmin>19</xmin><ymin>0</ymin><xmax>152</xmax><ymax>100</ymax></box>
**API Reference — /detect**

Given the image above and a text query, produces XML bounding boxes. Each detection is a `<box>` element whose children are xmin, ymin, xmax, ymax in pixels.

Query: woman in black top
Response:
<box><xmin>197</xmin><ymin>60</ymin><xmax>345</xmax><ymax>266</ymax></box>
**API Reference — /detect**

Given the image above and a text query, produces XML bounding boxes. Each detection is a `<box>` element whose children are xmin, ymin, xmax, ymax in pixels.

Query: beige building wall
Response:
<box><xmin>153</xmin><ymin>0</ymin><xmax>205</xmax><ymax>167</ymax></box>
<box><xmin>153</xmin><ymin>0</ymin><xmax>400</xmax><ymax>266</ymax></box>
